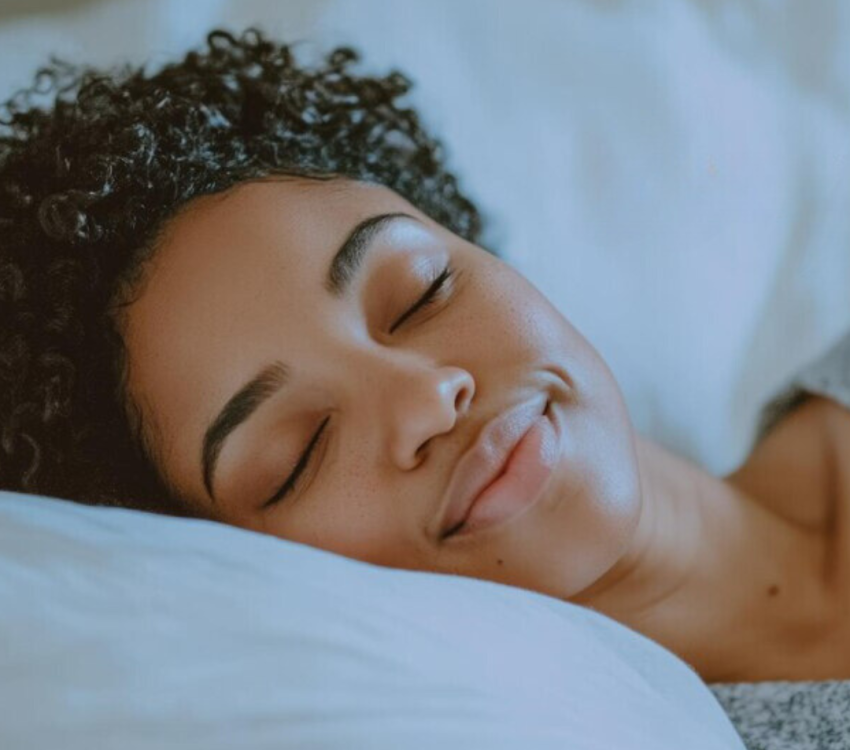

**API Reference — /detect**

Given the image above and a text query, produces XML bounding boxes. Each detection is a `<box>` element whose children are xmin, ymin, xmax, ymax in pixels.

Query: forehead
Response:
<box><xmin>119</xmin><ymin>177</ymin><xmax>422</xmax><ymax>489</ymax></box>
<box><xmin>125</xmin><ymin>176</ymin><xmax>420</xmax><ymax>341</ymax></box>
<box><xmin>147</xmin><ymin>177</ymin><xmax>412</xmax><ymax>286</ymax></box>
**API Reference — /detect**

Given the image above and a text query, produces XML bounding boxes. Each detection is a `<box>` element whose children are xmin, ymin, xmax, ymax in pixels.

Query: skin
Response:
<box><xmin>120</xmin><ymin>176</ymin><xmax>848</xmax><ymax>682</ymax></box>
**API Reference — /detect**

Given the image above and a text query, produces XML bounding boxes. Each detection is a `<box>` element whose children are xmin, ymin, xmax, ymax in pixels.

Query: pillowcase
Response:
<box><xmin>0</xmin><ymin>491</ymin><xmax>744</xmax><ymax>749</ymax></box>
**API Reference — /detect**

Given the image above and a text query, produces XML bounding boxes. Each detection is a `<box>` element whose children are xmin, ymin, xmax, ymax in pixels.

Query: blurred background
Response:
<box><xmin>1</xmin><ymin>0</ymin><xmax>849</xmax><ymax>476</ymax></box>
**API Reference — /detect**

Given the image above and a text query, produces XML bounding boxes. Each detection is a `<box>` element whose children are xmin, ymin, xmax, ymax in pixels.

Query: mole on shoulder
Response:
<box><xmin>767</xmin><ymin>584</ymin><xmax>780</xmax><ymax>596</ymax></box>
<box><xmin>497</xmin><ymin>558</ymin><xmax>504</xmax><ymax>566</ymax></box>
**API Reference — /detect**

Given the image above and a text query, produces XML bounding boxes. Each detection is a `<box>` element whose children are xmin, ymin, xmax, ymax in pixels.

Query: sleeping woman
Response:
<box><xmin>1</xmin><ymin>27</ymin><xmax>848</xmax><ymax>684</ymax></box>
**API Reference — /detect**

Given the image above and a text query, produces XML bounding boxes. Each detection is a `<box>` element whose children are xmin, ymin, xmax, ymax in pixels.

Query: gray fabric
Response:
<box><xmin>707</xmin><ymin>330</ymin><xmax>850</xmax><ymax>748</ymax></box>
<box><xmin>708</xmin><ymin>681</ymin><xmax>850</xmax><ymax>750</ymax></box>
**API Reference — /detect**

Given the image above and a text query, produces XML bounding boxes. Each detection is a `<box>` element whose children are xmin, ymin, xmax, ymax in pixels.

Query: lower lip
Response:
<box><xmin>449</xmin><ymin>410</ymin><xmax>560</xmax><ymax>538</ymax></box>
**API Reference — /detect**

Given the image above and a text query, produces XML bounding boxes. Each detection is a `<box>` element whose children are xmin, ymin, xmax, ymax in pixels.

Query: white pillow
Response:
<box><xmin>0</xmin><ymin>491</ymin><xmax>744</xmax><ymax>750</ymax></box>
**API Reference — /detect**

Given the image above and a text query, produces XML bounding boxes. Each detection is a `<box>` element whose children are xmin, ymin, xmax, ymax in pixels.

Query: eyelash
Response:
<box><xmin>388</xmin><ymin>263</ymin><xmax>455</xmax><ymax>334</ymax></box>
<box><xmin>263</xmin><ymin>415</ymin><xmax>330</xmax><ymax>509</ymax></box>
<box><xmin>263</xmin><ymin>262</ymin><xmax>456</xmax><ymax>509</ymax></box>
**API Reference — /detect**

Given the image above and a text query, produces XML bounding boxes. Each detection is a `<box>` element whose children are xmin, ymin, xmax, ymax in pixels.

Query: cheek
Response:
<box><xmin>478</xmin><ymin>266</ymin><xmax>612</xmax><ymax>407</ymax></box>
<box><xmin>261</xmin><ymin>473</ymin><xmax>431</xmax><ymax>570</ymax></box>
<box><xmin>469</xmin><ymin>266</ymin><xmax>568</xmax><ymax>356</ymax></box>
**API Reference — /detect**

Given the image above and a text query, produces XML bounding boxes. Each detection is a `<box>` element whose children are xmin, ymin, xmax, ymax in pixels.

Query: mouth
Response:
<box><xmin>439</xmin><ymin>395</ymin><xmax>557</xmax><ymax>540</ymax></box>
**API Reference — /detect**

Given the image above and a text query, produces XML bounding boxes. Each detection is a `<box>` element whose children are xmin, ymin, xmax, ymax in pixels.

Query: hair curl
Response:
<box><xmin>0</xmin><ymin>27</ymin><xmax>484</xmax><ymax>514</ymax></box>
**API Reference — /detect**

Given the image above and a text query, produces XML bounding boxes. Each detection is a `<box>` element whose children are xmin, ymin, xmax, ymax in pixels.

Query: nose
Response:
<box><xmin>384</xmin><ymin>363</ymin><xmax>475</xmax><ymax>471</ymax></box>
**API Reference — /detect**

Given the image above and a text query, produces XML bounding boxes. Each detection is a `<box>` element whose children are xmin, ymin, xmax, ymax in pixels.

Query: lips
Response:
<box><xmin>439</xmin><ymin>395</ymin><xmax>548</xmax><ymax>538</ymax></box>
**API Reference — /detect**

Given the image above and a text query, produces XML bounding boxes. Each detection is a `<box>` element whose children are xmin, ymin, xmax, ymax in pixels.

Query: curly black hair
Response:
<box><xmin>0</xmin><ymin>27</ymin><xmax>484</xmax><ymax>515</ymax></box>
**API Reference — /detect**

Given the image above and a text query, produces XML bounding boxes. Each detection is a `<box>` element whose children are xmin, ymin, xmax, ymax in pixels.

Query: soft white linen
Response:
<box><xmin>0</xmin><ymin>0</ymin><xmax>848</xmax><ymax>474</ymax></box>
<box><xmin>0</xmin><ymin>491</ymin><xmax>744</xmax><ymax>750</ymax></box>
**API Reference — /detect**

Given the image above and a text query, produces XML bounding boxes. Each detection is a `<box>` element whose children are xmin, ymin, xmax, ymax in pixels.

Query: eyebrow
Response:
<box><xmin>201</xmin><ymin>211</ymin><xmax>414</xmax><ymax>501</ymax></box>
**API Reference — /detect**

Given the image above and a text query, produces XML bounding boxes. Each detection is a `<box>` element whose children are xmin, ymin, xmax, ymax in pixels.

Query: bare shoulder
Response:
<box><xmin>727</xmin><ymin>395</ymin><xmax>850</xmax><ymax>672</ymax></box>
<box><xmin>726</xmin><ymin>394</ymin><xmax>839</xmax><ymax>532</ymax></box>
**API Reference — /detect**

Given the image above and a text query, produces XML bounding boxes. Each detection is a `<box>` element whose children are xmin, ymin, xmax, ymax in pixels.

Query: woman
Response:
<box><xmin>1</xmin><ymin>27</ymin><xmax>847</xmax><ymax>683</ymax></box>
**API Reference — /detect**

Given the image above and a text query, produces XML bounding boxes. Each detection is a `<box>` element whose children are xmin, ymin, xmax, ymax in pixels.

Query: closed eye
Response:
<box><xmin>389</xmin><ymin>263</ymin><xmax>455</xmax><ymax>334</ymax></box>
<box><xmin>262</xmin><ymin>415</ymin><xmax>330</xmax><ymax>509</ymax></box>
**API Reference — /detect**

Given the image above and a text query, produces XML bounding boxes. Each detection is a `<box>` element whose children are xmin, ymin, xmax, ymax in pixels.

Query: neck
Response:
<box><xmin>568</xmin><ymin>435</ymin><xmax>835</xmax><ymax>682</ymax></box>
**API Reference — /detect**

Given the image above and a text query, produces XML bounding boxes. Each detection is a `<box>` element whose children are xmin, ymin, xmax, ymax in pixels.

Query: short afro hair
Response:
<box><xmin>0</xmin><ymin>27</ymin><xmax>484</xmax><ymax>514</ymax></box>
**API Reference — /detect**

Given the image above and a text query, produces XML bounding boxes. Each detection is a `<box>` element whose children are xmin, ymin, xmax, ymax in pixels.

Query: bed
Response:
<box><xmin>1</xmin><ymin>1</ymin><xmax>849</xmax><ymax>747</ymax></box>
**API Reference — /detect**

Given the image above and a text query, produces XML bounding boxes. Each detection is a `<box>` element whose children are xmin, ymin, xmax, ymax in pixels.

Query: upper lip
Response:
<box><xmin>438</xmin><ymin>395</ymin><xmax>548</xmax><ymax>538</ymax></box>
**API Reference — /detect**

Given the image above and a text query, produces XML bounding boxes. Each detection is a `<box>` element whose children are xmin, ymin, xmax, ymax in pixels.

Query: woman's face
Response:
<box><xmin>122</xmin><ymin>177</ymin><xmax>641</xmax><ymax>600</ymax></box>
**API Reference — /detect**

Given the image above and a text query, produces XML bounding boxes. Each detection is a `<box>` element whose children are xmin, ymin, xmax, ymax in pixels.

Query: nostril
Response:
<box><xmin>455</xmin><ymin>384</ymin><xmax>473</xmax><ymax>413</ymax></box>
<box><xmin>416</xmin><ymin>438</ymin><xmax>431</xmax><ymax>460</ymax></box>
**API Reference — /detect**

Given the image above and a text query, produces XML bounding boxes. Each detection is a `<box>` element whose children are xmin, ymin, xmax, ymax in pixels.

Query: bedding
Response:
<box><xmin>0</xmin><ymin>490</ymin><xmax>745</xmax><ymax>749</ymax></box>
<box><xmin>709</xmin><ymin>682</ymin><xmax>850</xmax><ymax>750</ymax></box>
